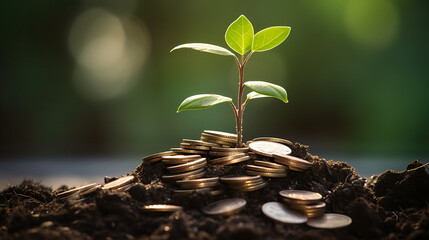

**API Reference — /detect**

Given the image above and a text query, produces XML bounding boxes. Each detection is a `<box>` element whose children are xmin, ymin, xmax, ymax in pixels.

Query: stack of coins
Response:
<box><xmin>208</xmin><ymin>153</ymin><xmax>251</xmax><ymax>166</ymax></box>
<box><xmin>172</xmin><ymin>139</ymin><xmax>215</xmax><ymax>155</ymax></box>
<box><xmin>245</xmin><ymin>160</ymin><xmax>288</xmax><ymax>178</ymax></box>
<box><xmin>208</xmin><ymin>146</ymin><xmax>249</xmax><ymax>157</ymax></box>
<box><xmin>161</xmin><ymin>156</ymin><xmax>207</xmax><ymax>181</ymax></box>
<box><xmin>57</xmin><ymin>183</ymin><xmax>101</xmax><ymax>200</ymax></box>
<box><xmin>174</xmin><ymin>177</ymin><xmax>222</xmax><ymax>196</ymax></box>
<box><xmin>142</xmin><ymin>151</ymin><xmax>177</xmax><ymax>163</ymax></box>
<box><xmin>200</xmin><ymin>130</ymin><xmax>239</xmax><ymax>147</ymax></box>
<box><xmin>220</xmin><ymin>175</ymin><xmax>267</xmax><ymax>192</ymax></box>
<box><xmin>273</xmin><ymin>154</ymin><xmax>312</xmax><ymax>172</ymax></box>
<box><xmin>251</xmin><ymin>137</ymin><xmax>294</xmax><ymax>149</ymax></box>
<box><xmin>102</xmin><ymin>175</ymin><xmax>135</xmax><ymax>191</ymax></box>
<box><xmin>279</xmin><ymin>190</ymin><xmax>325</xmax><ymax>218</ymax></box>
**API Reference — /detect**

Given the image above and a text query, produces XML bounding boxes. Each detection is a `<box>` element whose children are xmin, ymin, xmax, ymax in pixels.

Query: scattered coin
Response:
<box><xmin>273</xmin><ymin>154</ymin><xmax>312</xmax><ymax>171</ymax></box>
<box><xmin>251</xmin><ymin>137</ymin><xmax>294</xmax><ymax>148</ymax></box>
<box><xmin>57</xmin><ymin>183</ymin><xmax>99</xmax><ymax>200</ymax></box>
<box><xmin>306</xmin><ymin>213</ymin><xmax>352</xmax><ymax>229</ymax></box>
<box><xmin>248</xmin><ymin>141</ymin><xmax>292</xmax><ymax>157</ymax></box>
<box><xmin>142</xmin><ymin>151</ymin><xmax>177</xmax><ymax>163</ymax></box>
<box><xmin>262</xmin><ymin>202</ymin><xmax>308</xmax><ymax>224</ymax></box>
<box><xmin>102</xmin><ymin>175</ymin><xmax>135</xmax><ymax>190</ymax></box>
<box><xmin>202</xmin><ymin>198</ymin><xmax>246</xmax><ymax>216</ymax></box>
<box><xmin>279</xmin><ymin>190</ymin><xmax>322</xmax><ymax>205</ymax></box>
<box><xmin>142</xmin><ymin>204</ymin><xmax>183</xmax><ymax>212</ymax></box>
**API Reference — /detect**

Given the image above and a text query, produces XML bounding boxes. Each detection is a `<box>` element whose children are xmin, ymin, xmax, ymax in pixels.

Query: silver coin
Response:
<box><xmin>306</xmin><ymin>213</ymin><xmax>352</xmax><ymax>229</ymax></box>
<box><xmin>202</xmin><ymin>198</ymin><xmax>246</xmax><ymax>216</ymax></box>
<box><xmin>248</xmin><ymin>141</ymin><xmax>292</xmax><ymax>157</ymax></box>
<box><xmin>262</xmin><ymin>202</ymin><xmax>307</xmax><ymax>224</ymax></box>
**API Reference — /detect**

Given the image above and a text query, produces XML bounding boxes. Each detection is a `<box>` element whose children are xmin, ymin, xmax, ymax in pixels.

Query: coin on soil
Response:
<box><xmin>248</xmin><ymin>141</ymin><xmax>292</xmax><ymax>157</ymax></box>
<box><xmin>162</xmin><ymin>155</ymin><xmax>202</xmax><ymax>164</ymax></box>
<box><xmin>245</xmin><ymin>170</ymin><xmax>287</xmax><ymax>178</ymax></box>
<box><xmin>176</xmin><ymin>178</ymin><xmax>219</xmax><ymax>189</ymax></box>
<box><xmin>162</xmin><ymin>168</ymin><xmax>205</xmax><ymax>181</ymax></box>
<box><xmin>220</xmin><ymin>175</ymin><xmax>262</xmax><ymax>184</ymax></box>
<box><xmin>142</xmin><ymin>204</ymin><xmax>183</xmax><ymax>212</ymax></box>
<box><xmin>306</xmin><ymin>213</ymin><xmax>352</xmax><ymax>229</ymax></box>
<box><xmin>262</xmin><ymin>202</ymin><xmax>308</xmax><ymax>224</ymax></box>
<box><xmin>102</xmin><ymin>175</ymin><xmax>135</xmax><ymax>190</ymax></box>
<box><xmin>57</xmin><ymin>183</ymin><xmax>99</xmax><ymax>199</ymax></box>
<box><xmin>273</xmin><ymin>154</ymin><xmax>312</xmax><ymax>171</ymax></box>
<box><xmin>166</xmin><ymin>158</ymin><xmax>207</xmax><ymax>174</ymax></box>
<box><xmin>217</xmin><ymin>155</ymin><xmax>250</xmax><ymax>166</ymax></box>
<box><xmin>279</xmin><ymin>190</ymin><xmax>322</xmax><ymax>205</ymax></box>
<box><xmin>202</xmin><ymin>198</ymin><xmax>246</xmax><ymax>216</ymax></box>
<box><xmin>208</xmin><ymin>153</ymin><xmax>246</xmax><ymax>165</ymax></box>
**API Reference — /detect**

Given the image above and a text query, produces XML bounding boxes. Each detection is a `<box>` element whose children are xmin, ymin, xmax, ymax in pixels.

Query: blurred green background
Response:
<box><xmin>1</xmin><ymin>0</ymin><xmax>428</xmax><ymax>161</ymax></box>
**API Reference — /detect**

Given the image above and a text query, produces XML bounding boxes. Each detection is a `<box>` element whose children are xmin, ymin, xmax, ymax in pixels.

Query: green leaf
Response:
<box><xmin>225</xmin><ymin>15</ymin><xmax>254</xmax><ymax>55</ymax></box>
<box><xmin>247</xmin><ymin>91</ymin><xmax>270</xmax><ymax>100</ymax></box>
<box><xmin>177</xmin><ymin>94</ymin><xmax>232</xmax><ymax>112</ymax></box>
<box><xmin>170</xmin><ymin>43</ymin><xmax>235</xmax><ymax>56</ymax></box>
<box><xmin>244</xmin><ymin>81</ymin><xmax>288</xmax><ymax>103</ymax></box>
<box><xmin>252</xmin><ymin>26</ymin><xmax>291</xmax><ymax>52</ymax></box>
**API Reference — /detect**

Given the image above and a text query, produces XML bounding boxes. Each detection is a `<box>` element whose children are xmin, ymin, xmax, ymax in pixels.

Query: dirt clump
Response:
<box><xmin>1</xmin><ymin>143</ymin><xmax>428</xmax><ymax>239</ymax></box>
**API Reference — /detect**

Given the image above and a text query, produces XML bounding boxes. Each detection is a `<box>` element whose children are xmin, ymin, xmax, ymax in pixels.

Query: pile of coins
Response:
<box><xmin>261</xmin><ymin>189</ymin><xmax>352</xmax><ymax>229</ymax></box>
<box><xmin>200</xmin><ymin>130</ymin><xmax>239</xmax><ymax>147</ymax></box>
<box><xmin>161</xmin><ymin>155</ymin><xmax>207</xmax><ymax>181</ymax></box>
<box><xmin>246</xmin><ymin>138</ymin><xmax>312</xmax><ymax>173</ymax></box>
<box><xmin>220</xmin><ymin>175</ymin><xmax>268</xmax><ymax>192</ymax></box>
<box><xmin>279</xmin><ymin>190</ymin><xmax>325</xmax><ymax>218</ymax></box>
<box><xmin>57</xmin><ymin>175</ymin><xmax>135</xmax><ymax>200</ymax></box>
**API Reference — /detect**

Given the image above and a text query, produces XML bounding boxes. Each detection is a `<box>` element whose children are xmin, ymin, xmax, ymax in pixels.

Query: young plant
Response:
<box><xmin>171</xmin><ymin>15</ymin><xmax>291</xmax><ymax>147</ymax></box>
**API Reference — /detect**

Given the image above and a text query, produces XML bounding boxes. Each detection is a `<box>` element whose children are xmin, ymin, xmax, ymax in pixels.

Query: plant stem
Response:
<box><xmin>235</xmin><ymin>51</ymin><xmax>253</xmax><ymax>147</ymax></box>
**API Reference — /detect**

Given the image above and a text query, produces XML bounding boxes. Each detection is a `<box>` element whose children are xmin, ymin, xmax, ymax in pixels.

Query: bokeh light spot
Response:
<box><xmin>344</xmin><ymin>0</ymin><xmax>400</xmax><ymax>49</ymax></box>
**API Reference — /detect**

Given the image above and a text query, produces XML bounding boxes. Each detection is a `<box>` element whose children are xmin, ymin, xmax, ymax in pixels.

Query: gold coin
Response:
<box><xmin>162</xmin><ymin>155</ymin><xmax>202</xmax><ymax>164</ymax></box>
<box><xmin>182</xmin><ymin>171</ymin><xmax>206</xmax><ymax>180</ymax></box>
<box><xmin>306</xmin><ymin>213</ymin><xmax>352</xmax><ymax>229</ymax></box>
<box><xmin>209</xmin><ymin>188</ymin><xmax>224</xmax><ymax>196</ymax></box>
<box><xmin>174</xmin><ymin>187</ymin><xmax>212</xmax><ymax>196</ymax></box>
<box><xmin>142</xmin><ymin>151</ymin><xmax>177</xmax><ymax>163</ymax></box>
<box><xmin>208</xmin><ymin>153</ymin><xmax>246</xmax><ymax>165</ymax></box>
<box><xmin>116</xmin><ymin>183</ymin><xmax>133</xmax><ymax>192</ymax></box>
<box><xmin>203</xmin><ymin>130</ymin><xmax>238</xmax><ymax>139</ymax></box>
<box><xmin>279</xmin><ymin>190</ymin><xmax>322</xmax><ymax>205</ymax></box>
<box><xmin>79</xmin><ymin>184</ymin><xmax>102</xmax><ymax>196</ymax></box>
<box><xmin>229</xmin><ymin>181</ymin><xmax>268</xmax><ymax>192</ymax></box>
<box><xmin>176</xmin><ymin>177</ymin><xmax>219</xmax><ymax>185</ymax></box>
<box><xmin>246</xmin><ymin>164</ymin><xmax>288</xmax><ymax>173</ymax></box>
<box><xmin>220</xmin><ymin>175</ymin><xmax>262</xmax><ymax>184</ymax></box>
<box><xmin>253</xmin><ymin>160</ymin><xmax>288</xmax><ymax>169</ymax></box>
<box><xmin>210</xmin><ymin>147</ymin><xmax>249</xmax><ymax>152</ymax></box>
<box><xmin>209</xmin><ymin>151</ymin><xmax>243</xmax><ymax>157</ymax></box>
<box><xmin>142</xmin><ymin>204</ymin><xmax>183</xmax><ymax>212</ymax></box>
<box><xmin>245</xmin><ymin>170</ymin><xmax>287</xmax><ymax>178</ymax></box>
<box><xmin>171</xmin><ymin>148</ymin><xmax>208</xmax><ymax>155</ymax></box>
<box><xmin>248</xmin><ymin>141</ymin><xmax>292</xmax><ymax>157</ymax></box>
<box><xmin>201</xmin><ymin>134</ymin><xmax>237</xmax><ymax>143</ymax></box>
<box><xmin>180</xmin><ymin>143</ymin><xmax>211</xmax><ymax>151</ymax></box>
<box><xmin>182</xmin><ymin>139</ymin><xmax>220</xmax><ymax>147</ymax></box>
<box><xmin>252</xmin><ymin>137</ymin><xmax>294</xmax><ymax>148</ymax></box>
<box><xmin>273</xmin><ymin>154</ymin><xmax>312</xmax><ymax>170</ymax></box>
<box><xmin>218</xmin><ymin>155</ymin><xmax>251</xmax><ymax>166</ymax></box>
<box><xmin>202</xmin><ymin>198</ymin><xmax>246</xmax><ymax>216</ymax></box>
<box><xmin>57</xmin><ymin>183</ymin><xmax>99</xmax><ymax>199</ymax></box>
<box><xmin>284</xmin><ymin>201</ymin><xmax>326</xmax><ymax>217</ymax></box>
<box><xmin>102</xmin><ymin>176</ymin><xmax>135</xmax><ymax>190</ymax></box>
<box><xmin>262</xmin><ymin>202</ymin><xmax>308</xmax><ymax>224</ymax></box>
<box><xmin>201</xmin><ymin>138</ymin><xmax>236</xmax><ymax>147</ymax></box>
<box><xmin>166</xmin><ymin>158</ymin><xmax>207</xmax><ymax>174</ymax></box>
<box><xmin>226</xmin><ymin>178</ymin><xmax>264</xmax><ymax>188</ymax></box>
<box><xmin>162</xmin><ymin>168</ymin><xmax>205</xmax><ymax>181</ymax></box>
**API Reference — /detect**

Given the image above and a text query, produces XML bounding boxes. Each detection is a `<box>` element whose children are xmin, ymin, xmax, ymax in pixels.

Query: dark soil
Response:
<box><xmin>1</xmin><ymin>143</ymin><xmax>428</xmax><ymax>239</ymax></box>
